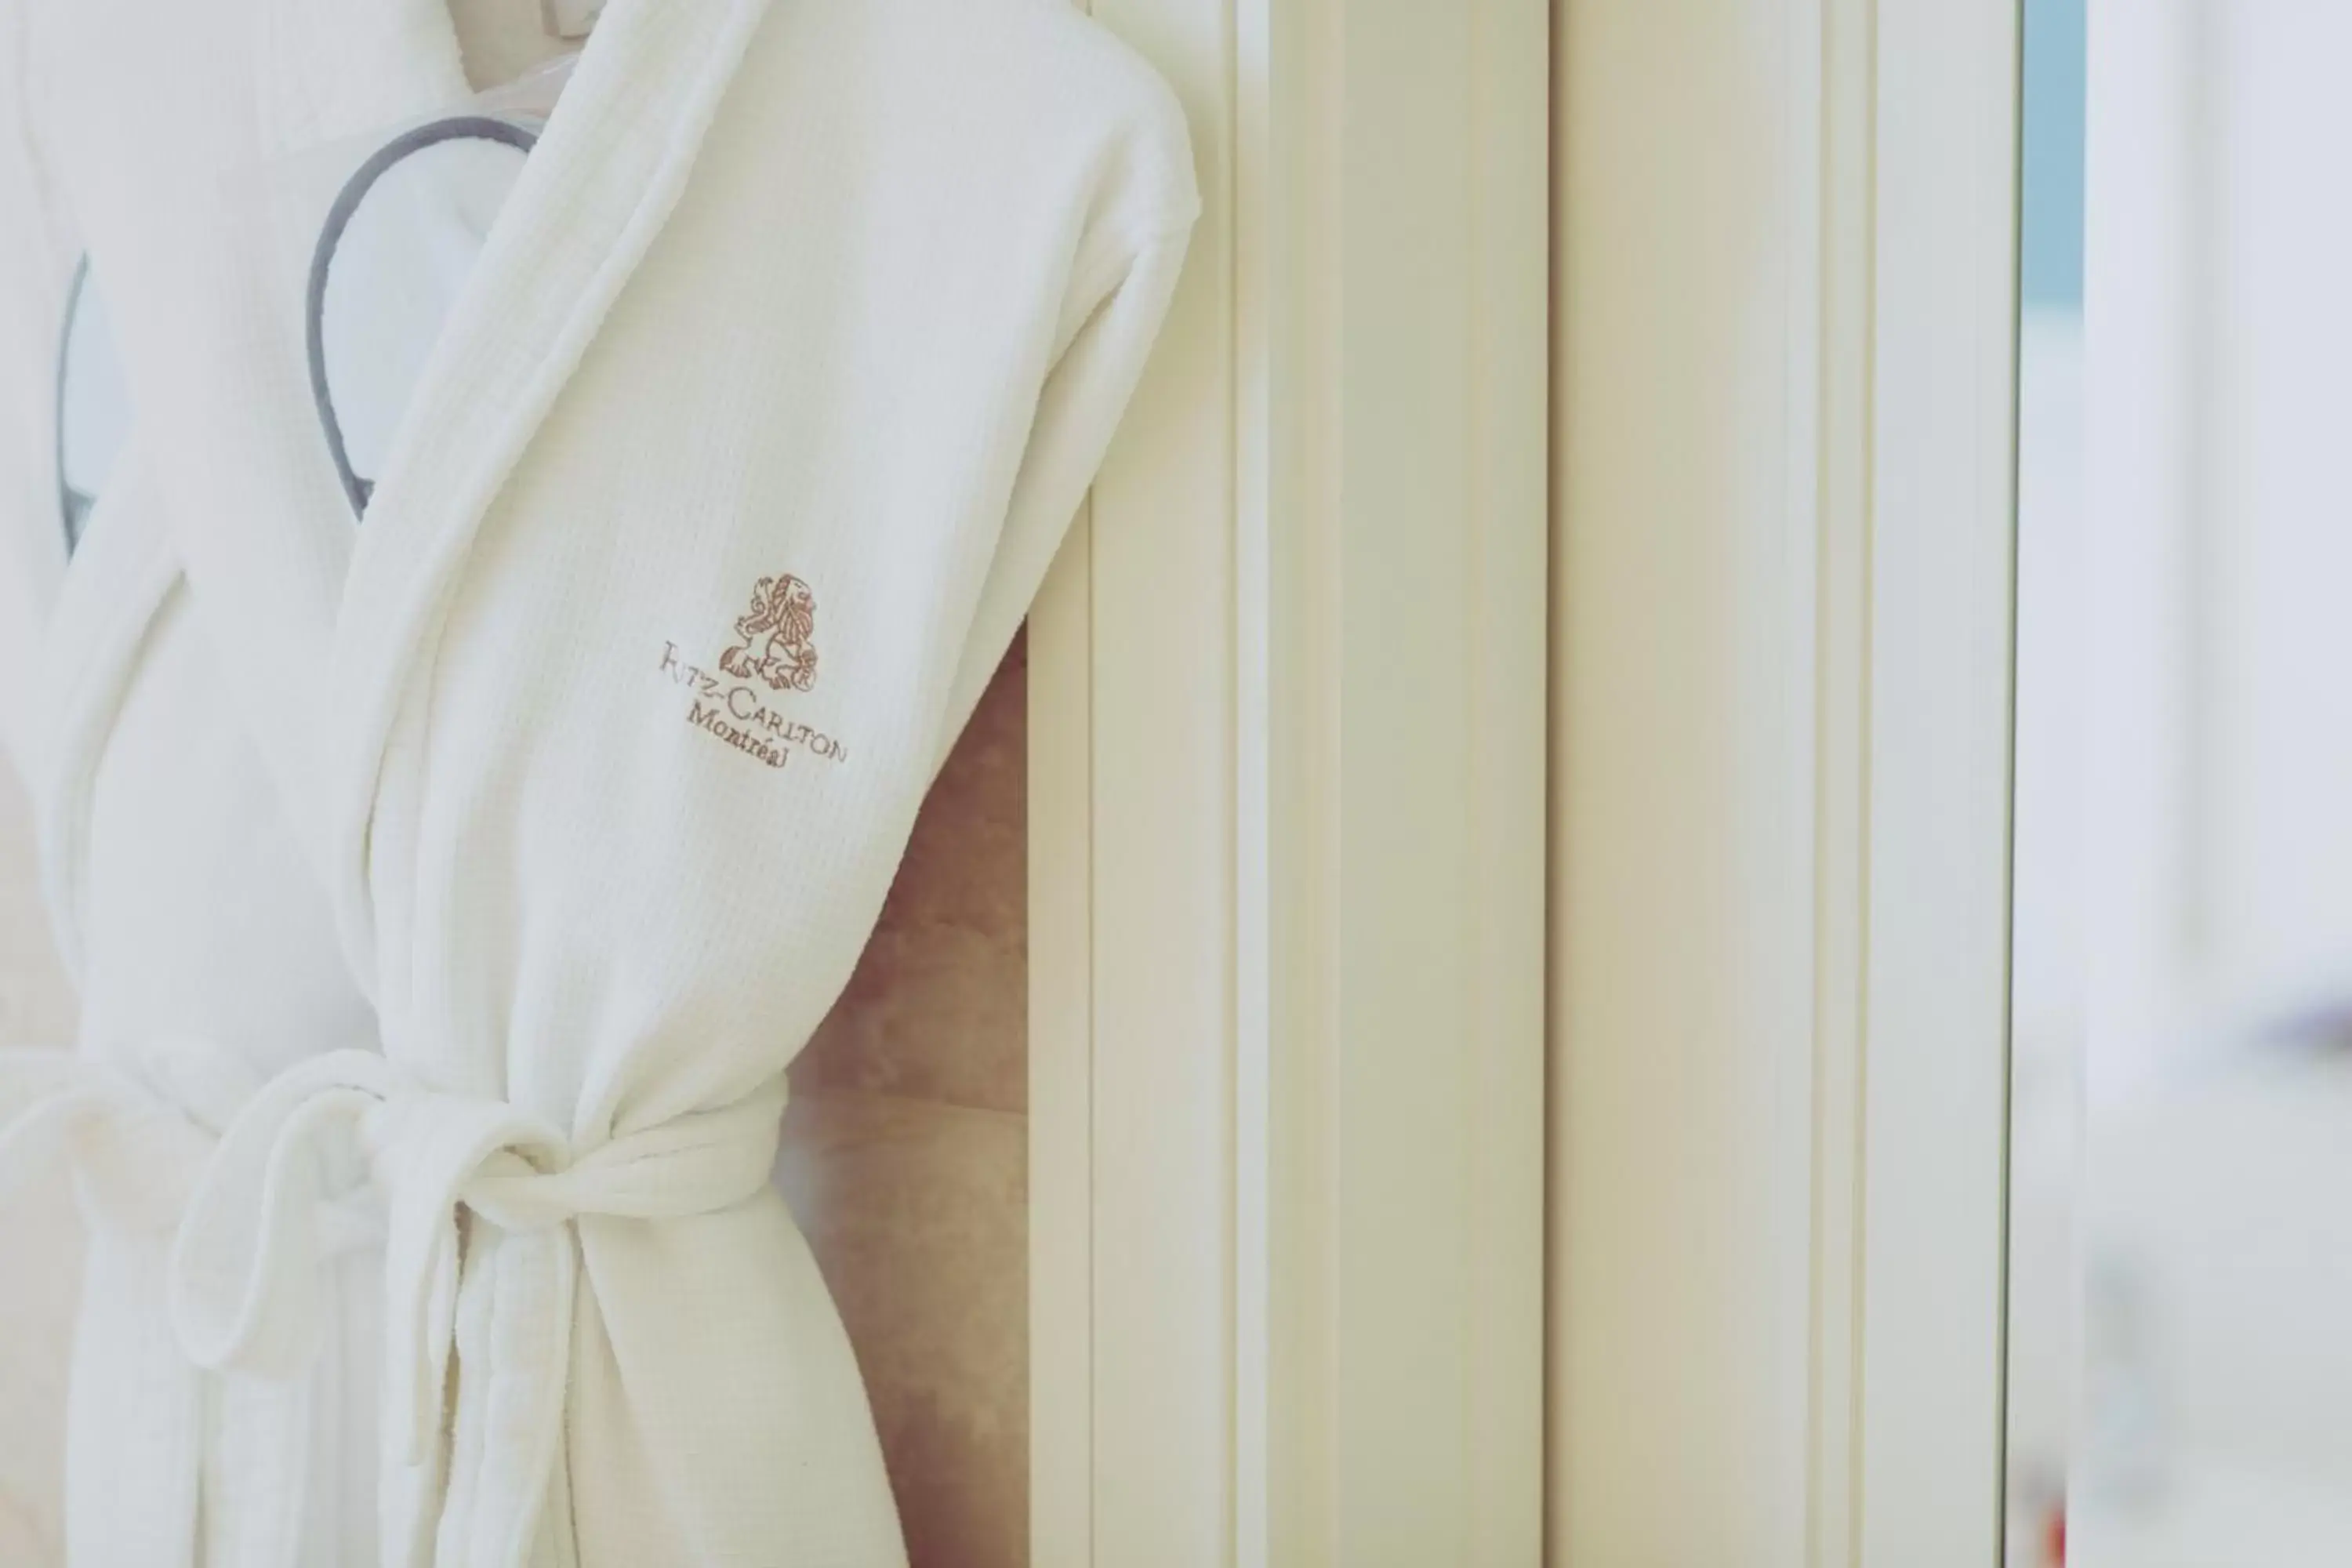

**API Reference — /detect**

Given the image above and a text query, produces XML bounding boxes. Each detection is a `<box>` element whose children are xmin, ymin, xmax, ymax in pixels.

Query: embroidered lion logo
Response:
<box><xmin>719</xmin><ymin>573</ymin><xmax>819</xmax><ymax>693</ymax></box>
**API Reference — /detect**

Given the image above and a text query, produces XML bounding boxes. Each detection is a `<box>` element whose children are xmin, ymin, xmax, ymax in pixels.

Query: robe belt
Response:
<box><xmin>169</xmin><ymin>1048</ymin><xmax>792</xmax><ymax>1568</ymax></box>
<box><xmin>0</xmin><ymin>1040</ymin><xmax>379</xmax><ymax>1568</ymax></box>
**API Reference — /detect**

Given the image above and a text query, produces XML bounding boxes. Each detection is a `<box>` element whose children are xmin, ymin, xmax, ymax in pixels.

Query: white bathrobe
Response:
<box><xmin>0</xmin><ymin>8</ymin><xmax>383</xmax><ymax>1562</ymax></box>
<box><xmin>45</xmin><ymin>0</ymin><xmax>1198</xmax><ymax>1563</ymax></box>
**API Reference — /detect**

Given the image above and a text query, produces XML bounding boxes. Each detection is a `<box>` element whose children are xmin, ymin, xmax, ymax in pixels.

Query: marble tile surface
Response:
<box><xmin>776</xmin><ymin>1090</ymin><xmax>1028</xmax><ymax>1568</ymax></box>
<box><xmin>794</xmin><ymin>633</ymin><xmax>1028</xmax><ymax>1116</ymax></box>
<box><xmin>786</xmin><ymin>639</ymin><xmax>1030</xmax><ymax>1566</ymax></box>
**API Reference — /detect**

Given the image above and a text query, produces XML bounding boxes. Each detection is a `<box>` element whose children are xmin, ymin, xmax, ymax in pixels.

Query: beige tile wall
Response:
<box><xmin>0</xmin><ymin>643</ymin><xmax>1029</xmax><ymax>1566</ymax></box>
<box><xmin>786</xmin><ymin>637</ymin><xmax>1029</xmax><ymax>1568</ymax></box>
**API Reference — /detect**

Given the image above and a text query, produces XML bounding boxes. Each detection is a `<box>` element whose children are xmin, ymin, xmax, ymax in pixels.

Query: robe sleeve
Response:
<box><xmin>931</xmin><ymin>212</ymin><xmax>1196</xmax><ymax>772</ymax></box>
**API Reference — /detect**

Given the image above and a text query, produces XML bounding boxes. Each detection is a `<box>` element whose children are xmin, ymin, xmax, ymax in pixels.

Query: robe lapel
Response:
<box><xmin>28</xmin><ymin>450</ymin><xmax>180</xmax><ymax>978</ymax></box>
<box><xmin>325</xmin><ymin>0</ymin><xmax>775</xmax><ymax>980</ymax></box>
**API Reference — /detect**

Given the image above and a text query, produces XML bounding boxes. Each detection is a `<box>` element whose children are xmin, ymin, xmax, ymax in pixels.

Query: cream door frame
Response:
<box><xmin>1029</xmin><ymin>1</ymin><xmax>1550</xmax><ymax>1564</ymax></box>
<box><xmin>1552</xmin><ymin>2</ymin><xmax>2020</xmax><ymax>1566</ymax></box>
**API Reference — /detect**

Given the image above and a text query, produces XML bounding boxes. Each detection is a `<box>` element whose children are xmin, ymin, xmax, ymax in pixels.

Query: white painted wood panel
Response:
<box><xmin>1552</xmin><ymin>2</ymin><xmax>2018</xmax><ymax>1562</ymax></box>
<box><xmin>1032</xmin><ymin>0</ymin><xmax>1550</xmax><ymax>1559</ymax></box>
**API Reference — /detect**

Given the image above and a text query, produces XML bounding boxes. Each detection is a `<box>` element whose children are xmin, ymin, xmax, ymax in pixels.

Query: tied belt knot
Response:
<box><xmin>167</xmin><ymin>1048</ymin><xmax>790</xmax><ymax>1567</ymax></box>
<box><xmin>0</xmin><ymin>1036</ymin><xmax>376</xmax><ymax>1247</ymax></box>
<box><xmin>0</xmin><ymin>1037</ymin><xmax>380</xmax><ymax>1567</ymax></box>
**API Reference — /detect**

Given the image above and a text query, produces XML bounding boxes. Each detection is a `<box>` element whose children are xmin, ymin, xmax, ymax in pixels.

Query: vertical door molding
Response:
<box><xmin>1261</xmin><ymin>2</ymin><xmax>1550</xmax><ymax>1565</ymax></box>
<box><xmin>1552</xmin><ymin>2</ymin><xmax>2019</xmax><ymax>1565</ymax></box>
<box><xmin>1030</xmin><ymin>0</ymin><xmax>1551</xmax><ymax>1562</ymax></box>
<box><xmin>1855</xmin><ymin>5</ymin><xmax>2020</xmax><ymax>1559</ymax></box>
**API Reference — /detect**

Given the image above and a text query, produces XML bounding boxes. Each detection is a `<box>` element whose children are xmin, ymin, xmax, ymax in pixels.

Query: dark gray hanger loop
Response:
<box><xmin>306</xmin><ymin>115</ymin><xmax>538</xmax><ymax>519</ymax></box>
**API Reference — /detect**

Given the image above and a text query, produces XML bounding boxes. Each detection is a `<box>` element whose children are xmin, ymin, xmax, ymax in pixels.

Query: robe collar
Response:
<box><xmin>292</xmin><ymin>0</ymin><xmax>775</xmax><ymax>986</ymax></box>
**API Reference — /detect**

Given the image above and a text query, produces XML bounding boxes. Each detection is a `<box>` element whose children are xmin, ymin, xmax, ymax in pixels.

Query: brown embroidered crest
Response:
<box><xmin>718</xmin><ymin>574</ymin><xmax>819</xmax><ymax>693</ymax></box>
<box><xmin>657</xmin><ymin>572</ymin><xmax>846</xmax><ymax>771</ymax></box>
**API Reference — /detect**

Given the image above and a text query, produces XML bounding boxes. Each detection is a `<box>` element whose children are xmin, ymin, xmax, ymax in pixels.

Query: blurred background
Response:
<box><xmin>2006</xmin><ymin>0</ymin><xmax>2085</xmax><ymax>1556</ymax></box>
<box><xmin>2011</xmin><ymin>2</ymin><xmax>2352</xmax><ymax>1562</ymax></box>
